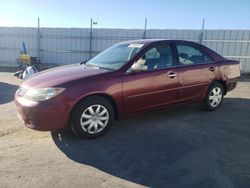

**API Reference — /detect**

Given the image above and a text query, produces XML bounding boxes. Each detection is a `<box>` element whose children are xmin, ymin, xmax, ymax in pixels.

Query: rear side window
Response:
<box><xmin>176</xmin><ymin>44</ymin><xmax>213</xmax><ymax>65</ymax></box>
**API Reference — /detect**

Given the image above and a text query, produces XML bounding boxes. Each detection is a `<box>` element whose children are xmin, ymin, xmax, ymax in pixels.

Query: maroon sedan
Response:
<box><xmin>15</xmin><ymin>40</ymin><xmax>240</xmax><ymax>138</ymax></box>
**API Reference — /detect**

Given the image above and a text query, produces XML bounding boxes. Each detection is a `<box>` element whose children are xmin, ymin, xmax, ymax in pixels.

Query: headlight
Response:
<box><xmin>23</xmin><ymin>87</ymin><xmax>65</xmax><ymax>101</ymax></box>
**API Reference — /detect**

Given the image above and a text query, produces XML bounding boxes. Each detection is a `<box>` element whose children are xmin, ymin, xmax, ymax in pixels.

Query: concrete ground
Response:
<box><xmin>0</xmin><ymin>69</ymin><xmax>250</xmax><ymax>188</ymax></box>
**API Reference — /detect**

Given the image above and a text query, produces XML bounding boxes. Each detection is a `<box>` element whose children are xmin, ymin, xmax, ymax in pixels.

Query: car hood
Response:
<box><xmin>22</xmin><ymin>64</ymin><xmax>109</xmax><ymax>88</ymax></box>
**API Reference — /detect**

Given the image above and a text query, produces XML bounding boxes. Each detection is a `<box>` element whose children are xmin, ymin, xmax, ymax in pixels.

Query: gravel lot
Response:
<box><xmin>0</xmin><ymin>68</ymin><xmax>250</xmax><ymax>188</ymax></box>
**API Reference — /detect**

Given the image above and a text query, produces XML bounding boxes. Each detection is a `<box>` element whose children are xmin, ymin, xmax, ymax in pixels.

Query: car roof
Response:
<box><xmin>120</xmin><ymin>39</ymin><xmax>225</xmax><ymax>61</ymax></box>
<box><xmin>120</xmin><ymin>39</ymin><xmax>200</xmax><ymax>45</ymax></box>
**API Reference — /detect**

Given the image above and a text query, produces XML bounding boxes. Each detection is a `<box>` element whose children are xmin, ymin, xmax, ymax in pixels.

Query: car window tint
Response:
<box><xmin>176</xmin><ymin>44</ymin><xmax>213</xmax><ymax>65</ymax></box>
<box><xmin>145</xmin><ymin>48</ymin><xmax>160</xmax><ymax>59</ymax></box>
<box><xmin>140</xmin><ymin>45</ymin><xmax>174</xmax><ymax>70</ymax></box>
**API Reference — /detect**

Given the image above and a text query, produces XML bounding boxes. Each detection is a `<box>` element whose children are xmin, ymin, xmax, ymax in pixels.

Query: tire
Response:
<box><xmin>201</xmin><ymin>82</ymin><xmax>224</xmax><ymax>111</ymax></box>
<box><xmin>71</xmin><ymin>96</ymin><xmax>114</xmax><ymax>138</ymax></box>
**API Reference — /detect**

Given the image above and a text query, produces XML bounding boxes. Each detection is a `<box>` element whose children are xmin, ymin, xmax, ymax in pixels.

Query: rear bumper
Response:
<box><xmin>15</xmin><ymin>92</ymin><xmax>70</xmax><ymax>131</ymax></box>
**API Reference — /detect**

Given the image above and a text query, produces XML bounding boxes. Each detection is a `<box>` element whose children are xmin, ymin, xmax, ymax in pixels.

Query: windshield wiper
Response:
<box><xmin>86</xmin><ymin>63</ymin><xmax>115</xmax><ymax>71</ymax></box>
<box><xmin>80</xmin><ymin>60</ymin><xmax>88</xmax><ymax>65</ymax></box>
<box><xmin>85</xmin><ymin>63</ymin><xmax>101</xmax><ymax>69</ymax></box>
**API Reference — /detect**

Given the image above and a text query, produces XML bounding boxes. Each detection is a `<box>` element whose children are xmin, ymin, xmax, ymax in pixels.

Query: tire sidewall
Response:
<box><xmin>205</xmin><ymin>82</ymin><xmax>224</xmax><ymax>110</ymax></box>
<box><xmin>71</xmin><ymin>96</ymin><xmax>114</xmax><ymax>138</ymax></box>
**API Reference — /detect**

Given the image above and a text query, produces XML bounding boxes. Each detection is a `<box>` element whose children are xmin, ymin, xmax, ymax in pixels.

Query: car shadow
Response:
<box><xmin>0</xmin><ymin>82</ymin><xmax>19</xmax><ymax>105</ymax></box>
<box><xmin>51</xmin><ymin>98</ymin><xmax>250</xmax><ymax>188</ymax></box>
<box><xmin>239</xmin><ymin>75</ymin><xmax>250</xmax><ymax>82</ymax></box>
<box><xmin>0</xmin><ymin>67</ymin><xmax>20</xmax><ymax>73</ymax></box>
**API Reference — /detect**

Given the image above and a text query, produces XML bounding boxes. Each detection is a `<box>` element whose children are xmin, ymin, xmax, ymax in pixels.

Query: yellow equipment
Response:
<box><xmin>20</xmin><ymin>53</ymin><xmax>31</xmax><ymax>65</ymax></box>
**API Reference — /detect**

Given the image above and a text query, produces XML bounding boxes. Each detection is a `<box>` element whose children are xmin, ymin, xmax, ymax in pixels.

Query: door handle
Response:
<box><xmin>168</xmin><ymin>72</ymin><xmax>178</xmax><ymax>78</ymax></box>
<box><xmin>209</xmin><ymin>67</ymin><xmax>215</xmax><ymax>72</ymax></box>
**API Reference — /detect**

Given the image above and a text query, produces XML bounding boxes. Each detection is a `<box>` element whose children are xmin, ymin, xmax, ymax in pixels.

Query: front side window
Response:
<box><xmin>176</xmin><ymin>44</ymin><xmax>213</xmax><ymax>65</ymax></box>
<box><xmin>86</xmin><ymin>43</ymin><xmax>143</xmax><ymax>70</ymax></box>
<box><xmin>131</xmin><ymin>44</ymin><xmax>174</xmax><ymax>71</ymax></box>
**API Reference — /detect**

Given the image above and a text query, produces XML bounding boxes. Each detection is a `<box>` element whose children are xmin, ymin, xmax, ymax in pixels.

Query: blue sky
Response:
<box><xmin>0</xmin><ymin>0</ymin><xmax>249</xmax><ymax>29</ymax></box>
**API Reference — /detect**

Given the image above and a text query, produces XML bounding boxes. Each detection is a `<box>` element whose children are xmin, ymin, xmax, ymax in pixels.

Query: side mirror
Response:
<box><xmin>129</xmin><ymin>59</ymin><xmax>147</xmax><ymax>73</ymax></box>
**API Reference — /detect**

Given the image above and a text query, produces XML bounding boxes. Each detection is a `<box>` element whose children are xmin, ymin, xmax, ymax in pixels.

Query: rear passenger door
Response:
<box><xmin>175</xmin><ymin>42</ymin><xmax>217</xmax><ymax>101</ymax></box>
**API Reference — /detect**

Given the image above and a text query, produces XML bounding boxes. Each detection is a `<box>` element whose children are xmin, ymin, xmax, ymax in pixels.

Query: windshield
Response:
<box><xmin>86</xmin><ymin>43</ymin><xmax>143</xmax><ymax>70</ymax></box>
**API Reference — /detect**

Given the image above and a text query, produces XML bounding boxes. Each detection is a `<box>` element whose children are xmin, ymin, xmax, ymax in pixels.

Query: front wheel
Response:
<box><xmin>201</xmin><ymin>82</ymin><xmax>224</xmax><ymax>111</ymax></box>
<box><xmin>71</xmin><ymin>96</ymin><xmax>114</xmax><ymax>138</ymax></box>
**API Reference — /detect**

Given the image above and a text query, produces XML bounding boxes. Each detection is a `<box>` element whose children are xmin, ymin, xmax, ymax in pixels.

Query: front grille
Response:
<box><xmin>18</xmin><ymin>87</ymin><xmax>28</xmax><ymax>96</ymax></box>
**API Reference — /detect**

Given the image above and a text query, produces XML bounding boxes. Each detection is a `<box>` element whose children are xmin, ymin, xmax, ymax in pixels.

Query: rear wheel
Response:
<box><xmin>201</xmin><ymin>82</ymin><xmax>224</xmax><ymax>111</ymax></box>
<box><xmin>71</xmin><ymin>96</ymin><xmax>114</xmax><ymax>138</ymax></box>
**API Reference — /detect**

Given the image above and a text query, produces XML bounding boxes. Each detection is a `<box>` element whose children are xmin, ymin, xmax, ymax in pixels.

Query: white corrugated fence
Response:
<box><xmin>0</xmin><ymin>27</ymin><xmax>249</xmax><ymax>73</ymax></box>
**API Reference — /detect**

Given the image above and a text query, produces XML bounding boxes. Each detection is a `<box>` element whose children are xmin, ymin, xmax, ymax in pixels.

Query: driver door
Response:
<box><xmin>122</xmin><ymin>43</ymin><xmax>181</xmax><ymax>114</ymax></box>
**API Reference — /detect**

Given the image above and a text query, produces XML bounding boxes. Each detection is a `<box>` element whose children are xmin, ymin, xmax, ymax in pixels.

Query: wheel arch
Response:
<box><xmin>214</xmin><ymin>80</ymin><xmax>227</xmax><ymax>95</ymax></box>
<box><xmin>69</xmin><ymin>93</ymin><xmax>120</xmax><ymax>121</ymax></box>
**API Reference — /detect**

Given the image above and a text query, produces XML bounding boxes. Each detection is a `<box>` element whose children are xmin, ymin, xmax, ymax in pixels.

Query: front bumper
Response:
<box><xmin>15</xmin><ymin>92</ymin><xmax>70</xmax><ymax>131</ymax></box>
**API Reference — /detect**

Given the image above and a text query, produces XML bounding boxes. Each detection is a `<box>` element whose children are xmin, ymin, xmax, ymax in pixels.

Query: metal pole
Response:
<box><xmin>200</xmin><ymin>18</ymin><xmax>205</xmax><ymax>44</ymax></box>
<box><xmin>143</xmin><ymin>18</ymin><xmax>147</xmax><ymax>39</ymax></box>
<box><xmin>89</xmin><ymin>18</ymin><xmax>93</xmax><ymax>58</ymax></box>
<box><xmin>37</xmin><ymin>17</ymin><xmax>41</xmax><ymax>60</ymax></box>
